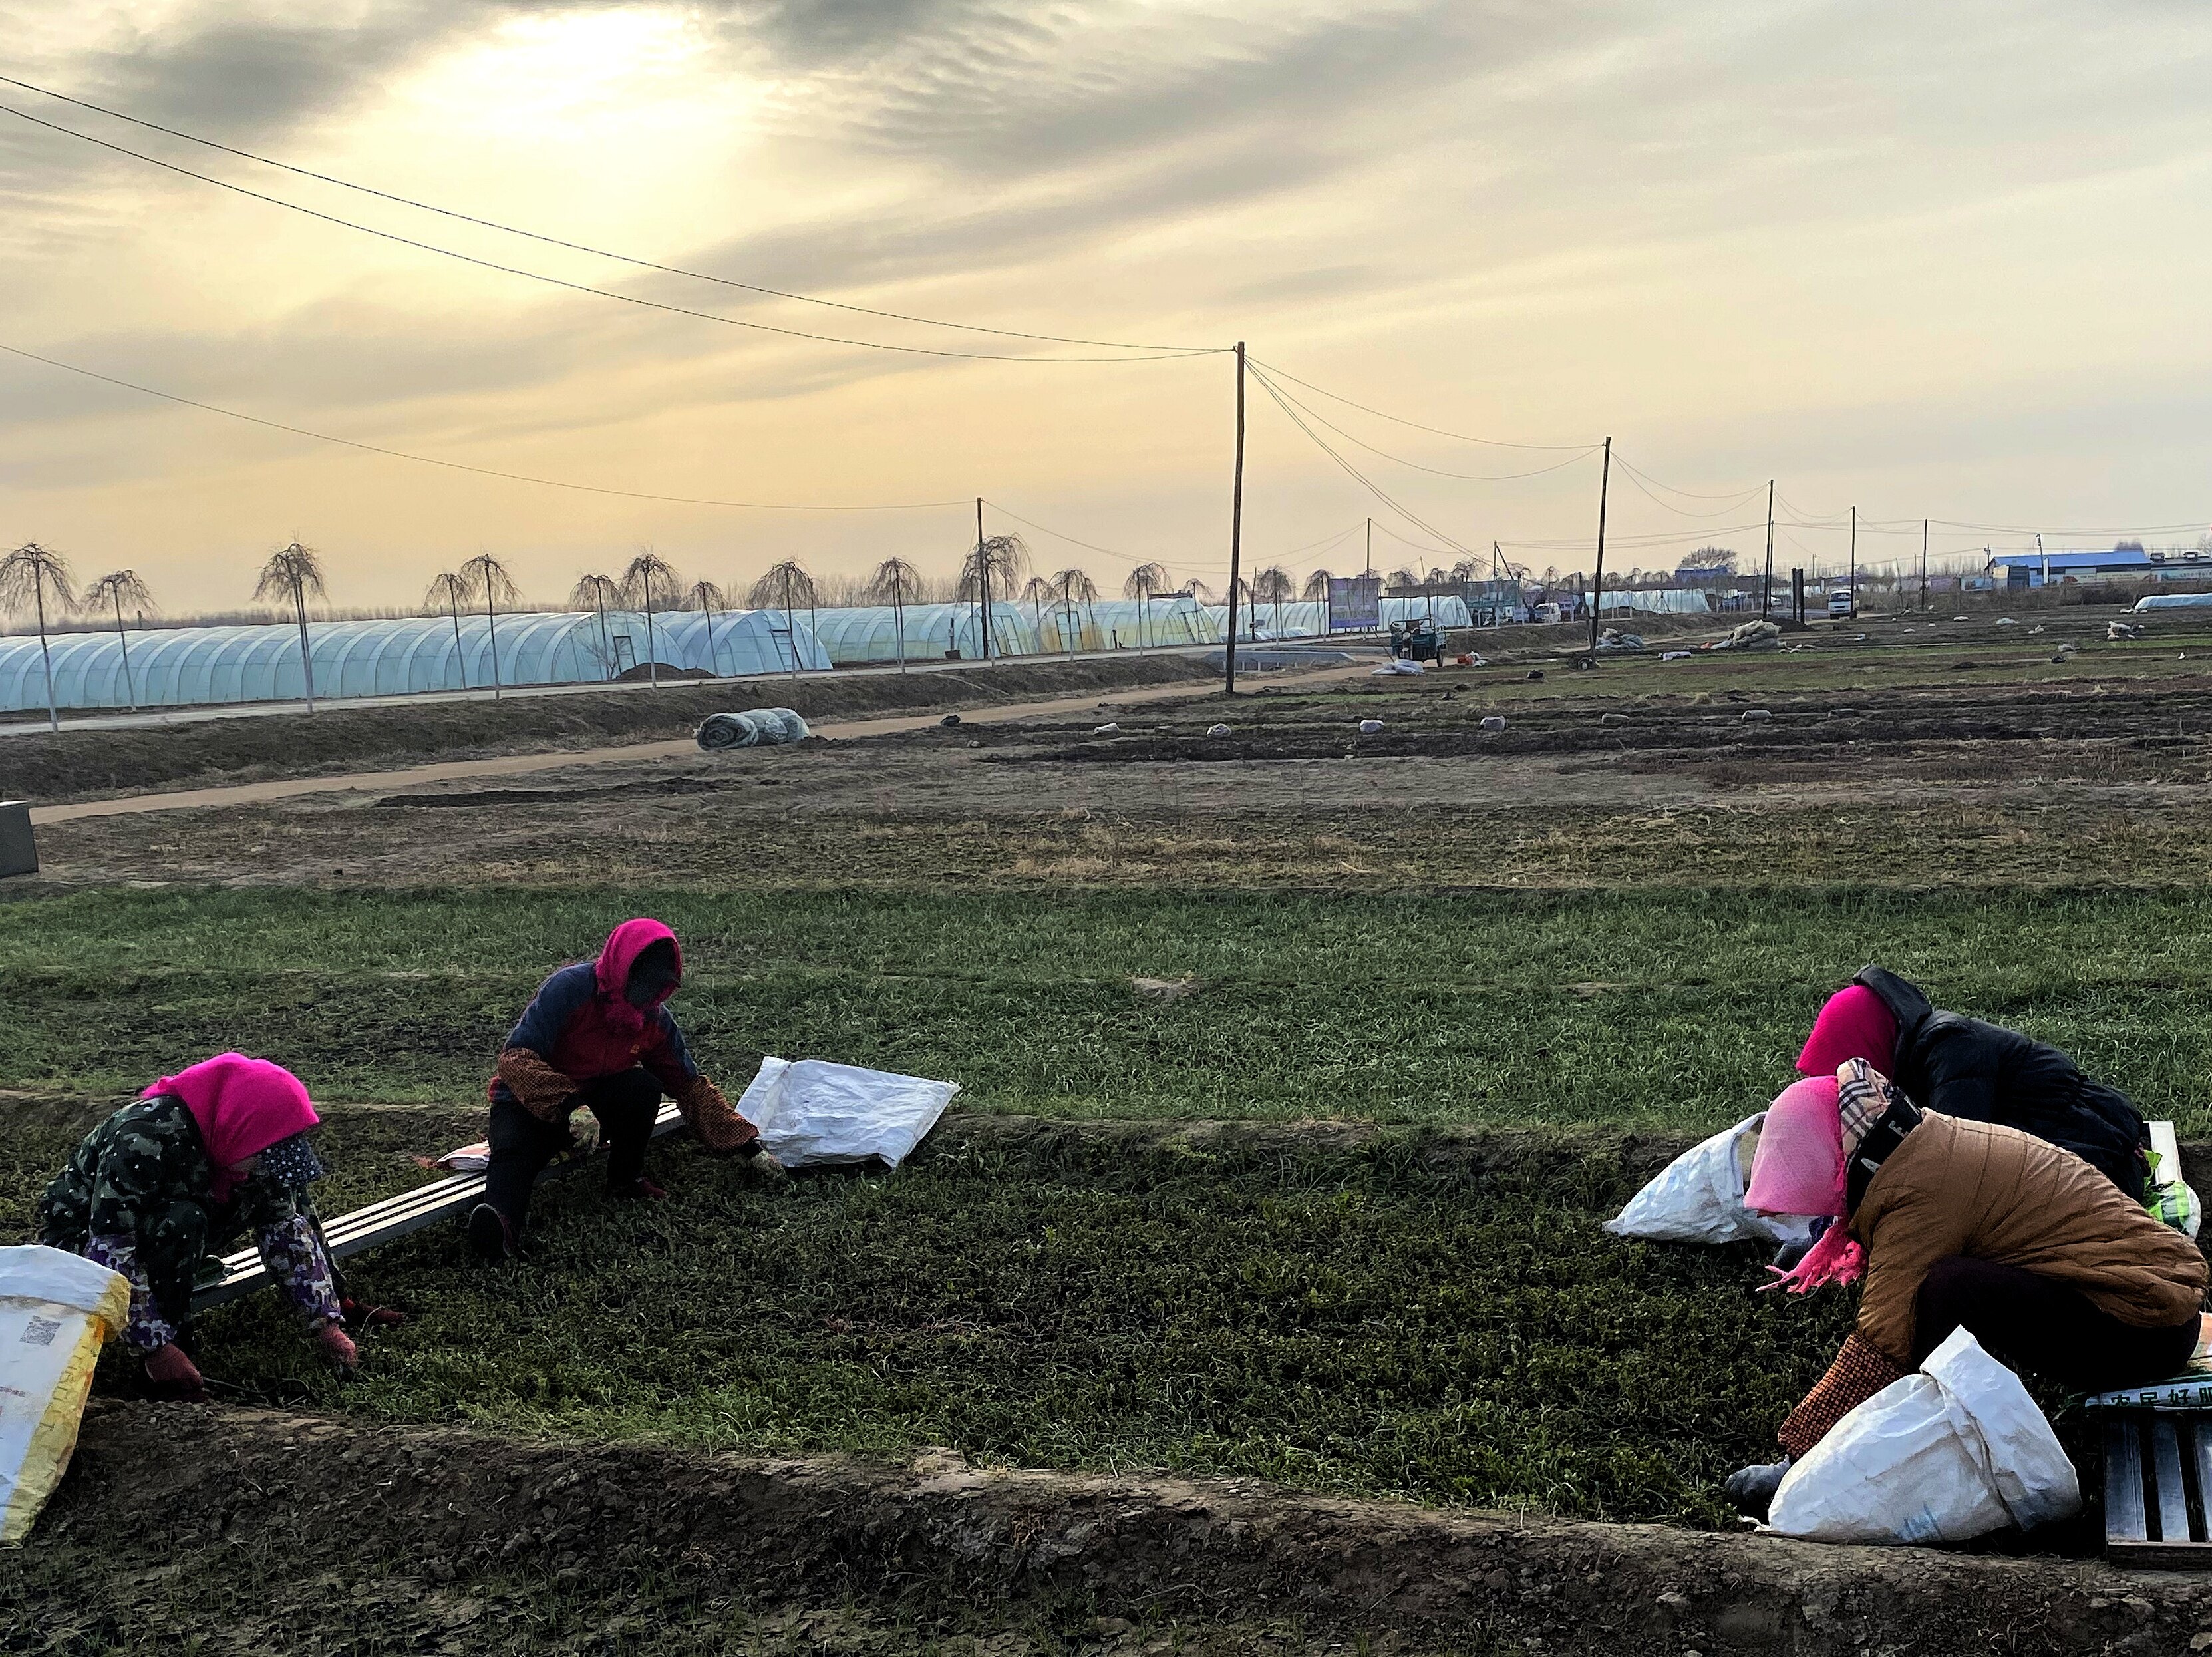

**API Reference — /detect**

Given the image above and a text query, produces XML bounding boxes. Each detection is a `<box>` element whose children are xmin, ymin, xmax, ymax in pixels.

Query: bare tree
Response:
<box><xmin>1181</xmin><ymin>578</ymin><xmax>1217</xmax><ymax>606</ymax></box>
<box><xmin>957</xmin><ymin>532</ymin><xmax>1026</xmax><ymax>660</ymax></box>
<box><xmin>866</xmin><ymin>556</ymin><xmax>923</xmax><ymax>673</ymax></box>
<box><xmin>570</xmin><ymin>573</ymin><xmax>623</xmax><ymax>681</ymax></box>
<box><xmin>253</xmin><ymin>540</ymin><xmax>327</xmax><ymax>713</ymax></box>
<box><xmin>623</xmin><ymin>550</ymin><xmax>681</xmax><ymax>687</ymax></box>
<box><xmin>1123</xmin><ymin>562</ymin><xmax>1172</xmax><ymax>650</ymax></box>
<box><xmin>685</xmin><ymin>578</ymin><xmax>729</xmax><ymax>677</ymax></box>
<box><xmin>0</xmin><ymin>542</ymin><xmax>76</xmax><ymax>731</ymax></box>
<box><xmin>426</xmin><ymin>570</ymin><xmax>475</xmax><ymax>691</ymax></box>
<box><xmin>459</xmin><ymin>552</ymin><xmax>523</xmax><ymax>699</ymax></box>
<box><xmin>1386</xmin><ymin>566</ymin><xmax>1420</xmax><ymax>594</ymax></box>
<box><xmin>746</xmin><ymin>559</ymin><xmax>818</xmax><ymax>678</ymax></box>
<box><xmin>1051</xmin><ymin>568</ymin><xmax>1098</xmax><ymax>656</ymax></box>
<box><xmin>1019</xmin><ymin>574</ymin><xmax>1054</xmax><ymax>650</ymax></box>
<box><xmin>1253</xmin><ymin>566</ymin><xmax>1294</xmax><ymax>638</ymax></box>
<box><xmin>1302</xmin><ymin>567</ymin><xmax>1335</xmax><ymax>632</ymax></box>
<box><xmin>82</xmin><ymin>568</ymin><xmax>155</xmax><ymax>713</ymax></box>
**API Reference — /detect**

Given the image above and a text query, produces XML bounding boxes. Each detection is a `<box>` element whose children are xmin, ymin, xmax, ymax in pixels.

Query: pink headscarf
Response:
<box><xmin>1745</xmin><ymin>1075</ymin><xmax>1866</xmax><ymax>1293</ymax></box>
<box><xmin>146</xmin><ymin>1053</ymin><xmax>321</xmax><ymax>1201</ymax></box>
<box><xmin>593</xmin><ymin>918</ymin><xmax>683</xmax><ymax>1037</ymax></box>
<box><xmin>1796</xmin><ymin>984</ymin><xmax>1897</xmax><ymax>1079</ymax></box>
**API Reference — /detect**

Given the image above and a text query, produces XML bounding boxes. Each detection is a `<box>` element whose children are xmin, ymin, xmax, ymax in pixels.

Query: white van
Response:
<box><xmin>1827</xmin><ymin>590</ymin><xmax>1855</xmax><ymax>619</ymax></box>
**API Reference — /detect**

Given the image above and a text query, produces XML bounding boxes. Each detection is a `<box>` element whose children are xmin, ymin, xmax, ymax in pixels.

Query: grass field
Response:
<box><xmin>6</xmin><ymin>613</ymin><xmax>2211</xmax><ymax>1652</ymax></box>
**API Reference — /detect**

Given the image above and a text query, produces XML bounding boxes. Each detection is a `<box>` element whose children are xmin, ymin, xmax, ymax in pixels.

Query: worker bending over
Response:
<box><xmin>35</xmin><ymin>1053</ymin><xmax>355</xmax><ymax>1399</ymax></box>
<box><xmin>1798</xmin><ymin>967</ymin><xmax>2149</xmax><ymax>1197</ymax></box>
<box><xmin>1723</xmin><ymin>1060</ymin><xmax>2205</xmax><ymax>1519</ymax></box>
<box><xmin>469</xmin><ymin>918</ymin><xmax>780</xmax><ymax>1261</ymax></box>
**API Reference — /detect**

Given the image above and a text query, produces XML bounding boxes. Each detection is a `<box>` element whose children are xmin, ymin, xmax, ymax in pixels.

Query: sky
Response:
<box><xmin>1</xmin><ymin>0</ymin><xmax>2209</xmax><ymax>616</ymax></box>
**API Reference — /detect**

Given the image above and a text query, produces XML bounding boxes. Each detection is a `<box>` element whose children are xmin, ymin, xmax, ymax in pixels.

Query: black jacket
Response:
<box><xmin>1855</xmin><ymin>966</ymin><xmax>2150</xmax><ymax>1200</ymax></box>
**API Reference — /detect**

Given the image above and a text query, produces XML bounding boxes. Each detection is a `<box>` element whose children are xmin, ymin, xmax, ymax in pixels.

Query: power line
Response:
<box><xmin>1608</xmin><ymin>453</ymin><xmax>1767</xmax><ymax>518</ymax></box>
<box><xmin>1254</xmin><ymin>373</ymin><xmax>1599</xmax><ymax>481</ymax></box>
<box><xmin>0</xmin><ymin>339</ymin><xmax>969</xmax><ymax>511</ymax></box>
<box><xmin>1245</xmin><ymin>363</ymin><xmax>1477</xmax><ymax>559</ymax></box>
<box><xmin>1606</xmin><ymin>454</ymin><xmax>1769</xmax><ymax>504</ymax></box>
<box><xmin>0</xmin><ymin>73</ymin><xmax>1215</xmax><ymax>358</ymax></box>
<box><xmin>0</xmin><ymin>100</ymin><xmax>1220</xmax><ymax>367</ymax></box>
<box><xmin>1243</xmin><ymin>357</ymin><xmax>1592</xmax><ymax>451</ymax></box>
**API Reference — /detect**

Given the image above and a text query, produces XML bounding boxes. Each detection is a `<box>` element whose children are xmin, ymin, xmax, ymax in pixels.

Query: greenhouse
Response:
<box><xmin>0</xmin><ymin>608</ymin><xmax>828</xmax><ymax>715</ymax></box>
<box><xmin>805</xmin><ymin>602</ymin><xmax>1039</xmax><ymax>667</ymax></box>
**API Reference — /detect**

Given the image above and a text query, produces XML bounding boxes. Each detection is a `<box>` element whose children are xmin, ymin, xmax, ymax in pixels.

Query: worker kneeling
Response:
<box><xmin>469</xmin><ymin>918</ymin><xmax>781</xmax><ymax>1261</ymax></box>
<box><xmin>33</xmin><ymin>1053</ymin><xmax>355</xmax><ymax>1400</ymax></box>
<box><xmin>1724</xmin><ymin>1059</ymin><xmax>2207</xmax><ymax>1521</ymax></box>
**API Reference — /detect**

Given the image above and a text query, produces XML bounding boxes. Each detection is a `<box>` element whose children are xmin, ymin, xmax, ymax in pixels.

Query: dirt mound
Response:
<box><xmin>19</xmin><ymin>1402</ymin><xmax>2211</xmax><ymax>1656</ymax></box>
<box><xmin>0</xmin><ymin>655</ymin><xmax>1217</xmax><ymax>804</ymax></box>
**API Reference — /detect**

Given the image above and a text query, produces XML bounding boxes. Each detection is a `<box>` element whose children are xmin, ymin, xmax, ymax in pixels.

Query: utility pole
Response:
<box><xmin>1921</xmin><ymin>519</ymin><xmax>1929</xmax><ymax>611</ymax></box>
<box><xmin>975</xmin><ymin>496</ymin><xmax>990</xmax><ymax>661</ymax></box>
<box><xmin>1585</xmin><ymin>436</ymin><xmax>1613</xmax><ymax>659</ymax></box>
<box><xmin>1365</xmin><ymin>518</ymin><xmax>1372</xmax><ymax>578</ymax></box>
<box><xmin>1224</xmin><ymin>341</ymin><xmax>1247</xmax><ymax>695</ymax></box>
<box><xmin>1849</xmin><ymin>506</ymin><xmax>1857</xmax><ymax>619</ymax></box>
<box><xmin>1763</xmin><ymin>482</ymin><xmax>1775</xmax><ymax>620</ymax></box>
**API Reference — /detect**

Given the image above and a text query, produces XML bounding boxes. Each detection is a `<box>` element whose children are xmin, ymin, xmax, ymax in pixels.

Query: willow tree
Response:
<box><xmin>1050</xmin><ymin>568</ymin><xmax>1097</xmax><ymax>655</ymax></box>
<box><xmin>685</xmin><ymin>579</ymin><xmax>729</xmax><ymax>677</ymax></box>
<box><xmin>1019</xmin><ymin>574</ymin><xmax>1054</xmax><ymax>651</ymax></box>
<box><xmin>82</xmin><ymin>567</ymin><xmax>155</xmax><ymax>712</ymax></box>
<box><xmin>866</xmin><ymin>556</ymin><xmax>923</xmax><ymax>673</ymax></box>
<box><xmin>253</xmin><ymin>540</ymin><xmax>326</xmax><ymax>713</ymax></box>
<box><xmin>426</xmin><ymin>570</ymin><xmax>474</xmax><ymax>691</ymax></box>
<box><xmin>1302</xmin><ymin>567</ymin><xmax>1335</xmax><ymax>631</ymax></box>
<box><xmin>746</xmin><ymin>560</ymin><xmax>818</xmax><ymax>678</ymax></box>
<box><xmin>622</xmin><ymin>550</ymin><xmax>680</xmax><ymax>687</ymax></box>
<box><xmin>956</xmin><ymin>532</ymin><xmax>1025</xmax><ymax>660</ymax></box>
<box><xmin>1123</xmin><ymin>562</ymin><xmax>1171</xmax><ymax>650</ymax></box>
<box><xmin>0</xmin><ymin>542</ymin><xmax>75</xmax><ymax>731</ymax></box>
<box><xmin>1253</xmin><ymin>565</ymin><xmax>1294</xmax><ymax>638</ymax></box>
<box><xmin>459</xmin><ymin>552</ymin><xmax>523</xmax><ymax>699</ymax></box>
<box><xmin>570</xmin><ymin>572</ymin><xmax>623</xmax><ymax>679</ymax></box>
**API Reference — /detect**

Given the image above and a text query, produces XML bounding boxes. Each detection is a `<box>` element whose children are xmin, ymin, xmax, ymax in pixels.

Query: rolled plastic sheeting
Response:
<box><xmin>697</xmin><ymin>707</ymin><xmax>812</xmax><ymax>751</ymax></box>
<box><xmin>0</xmin><ymin>1244</ymin><xmax>131</xmax><ymax>1541</ymax></box>
<box><xmin>734</xmin><ymin>1055</ymin><xmax>958</xmax><ymax>1169</ymax></box>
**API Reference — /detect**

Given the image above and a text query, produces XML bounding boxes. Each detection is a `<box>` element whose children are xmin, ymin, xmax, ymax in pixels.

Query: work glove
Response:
<box><xmin>1722</xmin><ymin>1457</ymin><xmax>1794</xmax><ymax>1522</ymax></box>
<box><xmin>143</xmin><ymin>1341</ymin><xmax>208</xmax><ymax>1403</ymax></box>
<box><xmin>1770</xmin><ymin>1216</ymin><xmax>1831</xmax><ymax>1274</ymax></box>
<box><xmin>566</xmin><ymin>1113</ymin><xmax>601</xmax><ymax>1157</ymax></box>
<box><xmin>748</xmin><ymin>1145</ymin><xmax>790</xmax><ymax>1181</ymax></box>
<box><xmin>314</xmin><ymin>1320</ymin><xmax>361</xmax><ymax>1376</ymax></box>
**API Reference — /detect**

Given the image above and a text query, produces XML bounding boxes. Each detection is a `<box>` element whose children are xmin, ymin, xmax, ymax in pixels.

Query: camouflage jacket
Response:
<box><xmin>35</xmin><ymin>1094</ymin><xmax>304</xmax><ymax>1250</ymax></box>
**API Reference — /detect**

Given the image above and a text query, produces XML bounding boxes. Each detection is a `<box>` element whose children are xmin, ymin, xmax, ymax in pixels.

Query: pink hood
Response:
<box><xmin>1746</xmin><ymin>1074</ymin><xmax>1867</xmax><ymax>1294</ymax></box>
<box><xmin>595</xmin><ymin>918</ymin><xmax>683</xmax><ymax>1036</ymax></box>
<box><xmin>146</xmin><ymin>1053</ymin><xmax>320</xmax><ymax>1201</ymax></box>
<box><xmin>1797</xmin><ymin>984</ymin><xmax>1898</xmax><ymax>1079</ymax></box>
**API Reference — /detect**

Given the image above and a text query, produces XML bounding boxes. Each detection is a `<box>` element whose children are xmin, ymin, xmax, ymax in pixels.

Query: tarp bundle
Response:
<box><xmin>697</xmin><ymin>707</ymin><xmax>812</xmax><ymax>750</ymax></box>
<box><xmin>0</xmin><ymin>1244</ymin><xmax>131</xmax><ymax>1541</ymax></box>
<box><xmin>735</xmin><ymin>1057</ymin><xmax>957</xmax><ymax>1169</ymax></box>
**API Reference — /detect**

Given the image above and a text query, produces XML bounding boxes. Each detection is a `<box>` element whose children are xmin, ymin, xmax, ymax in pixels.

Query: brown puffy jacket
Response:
<box><xmin>1850</xmin><ymin>1110</ymin><xmax>2205</xmax><ymax>1364</ymax></box>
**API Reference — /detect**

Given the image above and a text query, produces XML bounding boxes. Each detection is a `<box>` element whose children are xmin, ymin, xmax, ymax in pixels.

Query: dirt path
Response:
<box><xmin>29</xmin><ymin>665</ymin><xmax>1372</xmax><ymax>825</ymax></box>
<box><xmin>23</xmin><ymin>1401</ymin><xmax>2203</xmax><ymax>1657</ymax></box>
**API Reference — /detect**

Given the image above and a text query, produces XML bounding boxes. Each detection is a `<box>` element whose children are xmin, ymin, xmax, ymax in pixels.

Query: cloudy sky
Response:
<box><xmin>1</xmin><ymin>0</ymin><xmax>2207</xmax><ymax>612</ymax></box>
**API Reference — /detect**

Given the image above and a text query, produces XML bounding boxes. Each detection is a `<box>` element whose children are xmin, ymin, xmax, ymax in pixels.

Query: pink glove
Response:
<box><xmin>143</xmin><ymin>1342</ymin><xmax>206</xmax><ymax>1401</ymax></box>
<box><xmin>315</xmin><ymin>1321</ymin><xmax>360</xmax><ymax>1373</ymax></box>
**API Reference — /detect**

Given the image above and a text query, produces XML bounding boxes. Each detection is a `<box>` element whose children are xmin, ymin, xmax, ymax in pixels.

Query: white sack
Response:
<box><xmin>0</xmin><ymin>1244</ymin><xmax>132</xmax><ymax>1542</ymax></box>
<box><xmin>1767</xmin><ymin>1327</ymin><xmax>2081</xmax><ymax>1545</ymax></box>
<box><xmin>1602</xmin><ymin>1114</ymin><xmax>1815</xmax><ymax>1248</ymax></box>
<box><xmin>736</xmin><ymin>1056</ymin><xmax>958</xmax><ymax>1169</ymax></box>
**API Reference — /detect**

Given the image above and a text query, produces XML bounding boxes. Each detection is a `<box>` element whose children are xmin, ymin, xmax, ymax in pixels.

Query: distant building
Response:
<box><xmin>1984</xmin><ymin>548</ymin><xmax>2212</xmax><ymax>589</ymax></box>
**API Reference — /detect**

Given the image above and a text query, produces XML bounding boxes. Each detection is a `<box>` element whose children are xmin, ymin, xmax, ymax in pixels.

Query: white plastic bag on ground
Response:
<box><xmin>1767</xmin><ymin>1327</ymin><xmax>2081</xmax><ymax>1545</ymax></box>
<box><xmin>1602</xmin><ymin>1114</ymin><xmax>1814</xmax><ymax>1248</ymax></box>
<box><xmin>0</xmin><ymin>1244</ymin><xmax>131</xmax><ymax>1541</ymax></box>
<box><xmin>736</xmin><ymin>1057</ymin><xmax>958</xmax><ymax>1169</ymax></box>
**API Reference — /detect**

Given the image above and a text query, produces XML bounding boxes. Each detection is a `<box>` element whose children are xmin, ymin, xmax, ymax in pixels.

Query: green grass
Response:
<box><xmin>56</xmin><ymin>1121</ymin><xmax>1851</xmax><ymax>1531</ymax></box>
<box><xmin>3</xmin><ymin>884</ymin><xmax>2211</xmax><ymax>1130</ymax></box>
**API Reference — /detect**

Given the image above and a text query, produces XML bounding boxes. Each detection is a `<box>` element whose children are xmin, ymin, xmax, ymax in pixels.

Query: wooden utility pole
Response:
<box><xmin>973</xmin><ymin>497</ymin><xmax>991</xmax><ymax>661</ymax></box>
<box><xmin>1763</xmin><ymin>482</ymin><xmax>1775</xmax><ymax>619</ymax></box>
<box><xmin>1921</xmin><ymin>519</ymin><xmax>1929</xmax><ymax>610</ymax></box>
<box><xmin>1224</xmin><ymin>342</ymin><xmax>1247</xmax><ymax>694</ymax></box>
<box><xmin>1849</xmin><ymin>506</ymin><xmax>1857</xmax><ymax>618</ymax></box>
<box><xmin>1585</xmin><ymin>437</ymin><xmax>1613</xmax><ymax>659</ymax></box>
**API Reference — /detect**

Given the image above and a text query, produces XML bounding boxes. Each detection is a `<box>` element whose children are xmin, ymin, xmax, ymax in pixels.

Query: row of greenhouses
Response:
<box><xmin>0</xmin><ymin>590</ymin><xmax>1420</xmax><ymax>715</ymax></box>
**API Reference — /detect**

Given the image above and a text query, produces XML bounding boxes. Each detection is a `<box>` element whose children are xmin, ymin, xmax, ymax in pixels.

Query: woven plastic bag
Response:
<box><xmin>1766</xmin><ymin>1327</ymin><xmax>2081</xmax><ymax>1544</ymax></box>
<box><xmin>0</xmin><ymin>1244</ymin><xmax>131</xmax><ymax>1541</ymax></box>
<box><xmin>735</xmin><ymin>1057</ymin><xmax>957</xmax><ymax>1169</ymax></box>
<box><xmin>1603</xmin><ymin>1113</ymin><xmax>1816</xmax><ymax>1248</ymax></box>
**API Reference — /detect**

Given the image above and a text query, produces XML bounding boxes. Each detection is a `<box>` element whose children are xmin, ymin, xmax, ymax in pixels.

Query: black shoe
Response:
<box><xmin>468</xmin><ymin>1202</ymin><xmax>516</xmax><ymax>1263</ymax></box>
<box><xmin>1722</xmin><ymin>1457</ymin><xmax>1794</xmax><ymax>1521</ymax></box>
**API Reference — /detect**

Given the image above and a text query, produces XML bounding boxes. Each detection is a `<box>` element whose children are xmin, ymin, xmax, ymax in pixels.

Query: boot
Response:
<box><xmin>1722</xmin><ymin>1457</ymin><xmax>1794</xmax><ymax>1521</ymax></box>
<box><xmin>468</xmin><ymin>1202</ymin><xmax>516</xmax><ymax>1262</ymax></box>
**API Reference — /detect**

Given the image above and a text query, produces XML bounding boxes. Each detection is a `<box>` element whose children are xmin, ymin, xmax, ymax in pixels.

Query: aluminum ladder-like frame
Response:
<box><xmin>190</xmin><ymin>1102</ymin><xmax>685</xmax><ymax>1312</ymax></box>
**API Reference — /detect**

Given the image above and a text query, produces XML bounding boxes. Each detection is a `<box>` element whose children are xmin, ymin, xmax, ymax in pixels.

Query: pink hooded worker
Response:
<box><xmin>471</xmin><ymin>918</ymin><xmax>783</xmax><ymax>1260</ymax></box>
<box><xmin>35</xmin><ymin>1053</ymin><xmax>359</xmax><ymax>1399</ymax></box>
